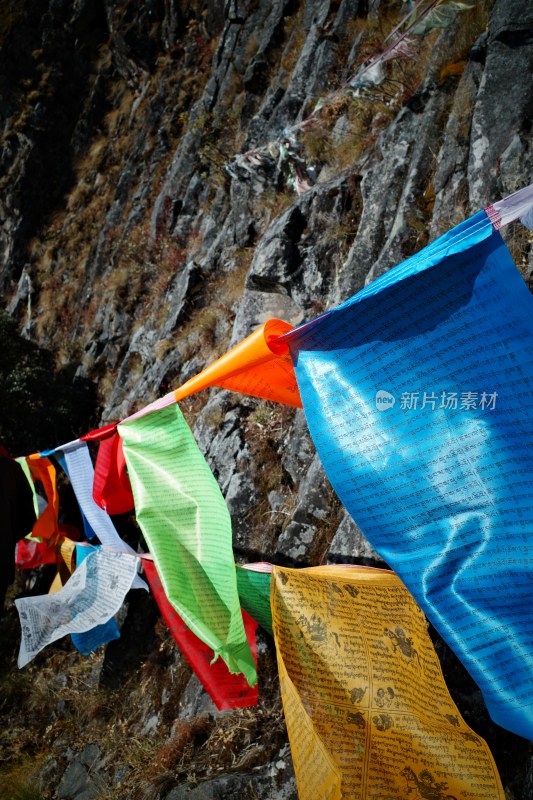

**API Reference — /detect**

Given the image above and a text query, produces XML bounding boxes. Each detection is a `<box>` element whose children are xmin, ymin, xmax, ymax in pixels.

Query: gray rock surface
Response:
<box><xmin>328</xmin><ymin>510</ymin><xmax>383</xmax><ymax>565</ymax></box>
<box><xmin>56</xmin><ymin>745</ymin><xmax>105</xmax><ymax>800</ymax></box>
<box><xmin>468</xmin><ymin>0</ymin><xmax>533</xmax><ymax>209</ymax></box>
<box><xmin>164</xmin><ymin>744</ymin><xmax>296</xmax><ymax>800</ymax></box>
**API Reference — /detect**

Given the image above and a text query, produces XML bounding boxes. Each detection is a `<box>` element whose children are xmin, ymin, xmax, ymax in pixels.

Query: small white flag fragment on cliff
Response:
<box><xmin>485</xmin><ymin>181</ymin><xmax>533</xmax><ymax>230</ymax></box>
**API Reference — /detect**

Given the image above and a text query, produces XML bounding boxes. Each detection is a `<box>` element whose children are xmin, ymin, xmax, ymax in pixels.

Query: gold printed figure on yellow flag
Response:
<box><xmin>271</xmin><ymin>566</ymin><xmax>505</xmax><ymax>800</ymax></box>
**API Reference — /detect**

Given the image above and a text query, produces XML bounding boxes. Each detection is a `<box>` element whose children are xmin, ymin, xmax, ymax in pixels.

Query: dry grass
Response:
<box><xmin>0</xmin><ymin>597</ymin><xmax>192</xmax><ymax>798</ymax></box>
<box><xmin>261</xmin><ymin>187</ymin><xmax>294</xmax><ymax>221</ymax></box>
<box><xmin>241</xmin><ymin>401</ymin><xmax>297</xmax><ymax>546</ymax></box>
<box><xmin>178</xmin><ymin>392</ymin><xmax>210</xmax><ymax>430</ymax></box>
<box><xmin>163</xmin><ymin>252</ymin><xmax>254</xmax><ymax>388</ymax></box>
<box><xmin>297</xmin><ymin>1</ymin><xmax>491</xmax><ymax>180</ymax></box>
<box><xmin>0</xmin><ymin>769</ymin><xmax>46</xmax><ymax>800</ymax></box>
<box><xmin>277</xmin><ymin>4</ymin><xmax>306</xmax><ymax>74</ymax></box>
<box><xmin>23</xmin><ymin>11</ymin><xmax>218</xmax><ymax>368</ymax></box>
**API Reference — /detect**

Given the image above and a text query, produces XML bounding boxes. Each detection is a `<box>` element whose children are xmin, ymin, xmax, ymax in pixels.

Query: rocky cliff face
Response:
<box><xmin>1</xmin><ymin>1</ymin><xmax>533</xmax><ymax>798</ymax></box>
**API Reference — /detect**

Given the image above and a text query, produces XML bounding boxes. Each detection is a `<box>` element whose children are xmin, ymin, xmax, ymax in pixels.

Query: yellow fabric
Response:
<box><xmin>48</xmin><ymin>539</ymin><xmax>76</xmax><ymax>595</ymax></box>
<box><xmin>271</xmin><ymin>565</ymin><xmax>505</xmax><ymax>800</ymax></box>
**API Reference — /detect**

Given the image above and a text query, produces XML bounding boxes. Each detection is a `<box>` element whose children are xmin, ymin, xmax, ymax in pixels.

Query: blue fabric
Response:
<box><xmin>288</xmin><ymin>211</ymin><xmax>533</xmax><ymax>740</ymax></box>
<box><xmin>70</xmin><ymin>544</ymin><xmax>120</xmax><ymax>655</ymax></box>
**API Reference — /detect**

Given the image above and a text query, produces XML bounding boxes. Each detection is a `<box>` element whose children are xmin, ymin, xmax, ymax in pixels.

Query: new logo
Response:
<box><xmin>375</xmin><ymin>390</ymin><xmax>395</xmax><ymax>411</ymax></box>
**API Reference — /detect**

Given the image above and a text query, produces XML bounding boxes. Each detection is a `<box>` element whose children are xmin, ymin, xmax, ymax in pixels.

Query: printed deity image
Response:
<box><xmin>400</xmin><ymin>766</ymin><xmax>458</xmax><ymax>800</ymax></box>
<box><xmin>271</xmin><ymin>565</ymin><xmax>504</xmax><ymax>800</ymax></box>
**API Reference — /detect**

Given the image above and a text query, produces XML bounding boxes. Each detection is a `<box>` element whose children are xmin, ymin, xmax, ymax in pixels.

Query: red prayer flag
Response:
<box><xmin>80</xmin><ymin>422</ymin><xmax>117</xmax><ymax>442</ymax></box>
<box><xmin>142</xmin><ymin>558</ymin><xmax>259</xmax><ymax>710</ymax></box>
<box><xmin>16</xmin><ymin>537</ymin><xmax>57</xmax><ymax>569</ymax></box>
<box><xmin>92</xmin><ymin>432</ymin><xmax>134</xmax><ymax>515</ymax></box>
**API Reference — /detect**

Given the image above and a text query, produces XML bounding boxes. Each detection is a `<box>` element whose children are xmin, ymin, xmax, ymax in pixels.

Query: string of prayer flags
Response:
<box><xmin>18</xmin><ymin>453</ymin><xmax>85</xmax><ymax>579</ymax></box>
<box><xmin>15</xmin><ymin>456</ymin><xmax>39</xmax><ymax>517</ymax></box>
<box><xmin>283</xmin><ymin>207</ymin><xmax>533</xmax><ymax>740</ymax></box>
<box><xmin>174</xmin><ymin>319</ymin><xmax>301</xmax><ymax>407</ymax></box>
<box><xmin>71</xmin><ymin>618</ymin><xmax>121</xmax><ymax>656</ymax></box>
<box><xmin>118</xmin><ymin>404</ymin><xmax>257</xmax><ymax>685</ymax></box>
<box><xmin>81</xmin><ymin>423</ymin><xmax>117</xmax><ymax>441</ymax></box>
<box><xmin>122</xmin><ymin>391</ymin><xmax>177</xmax><ymax>422</ymax></box>
<box><xmin>236</xmin><ymin>563</ymin><xmax>273</xmax><ymax>636</ymax></box>
<box><xmin>26</xmin><ymin>454</ymin><xmax>60</xmax><ymax>540</ymax></box>
<box><xmin>71</xmin><ymin>544</ymin><xmax>121</xmax><ymax>655</ymax></box>
<box><xmin>15</xmin><ymin>550</ymin><xmax>138</xmax><ymax>668</ymax></box>
<box><xmin>16</xmin><ymin>537</ymin><xmax>57</xmax><ymax>570</ymax></box>
<box><xmin>80</xmin><ymin>423</ymin><xmax>134</xmax><ymax>515</ymax></box>
<box><xmin>58</xmin><ymin>441</ymin><xmax>147</xmax><ymax>591</ymax></box>
<box><xmin>142</xmin><ymin>558</ymin><xmax>258</xmax><ymax>710</ymax></box>
<box><xmin>41</xmin><ymin>538</ymin><xmax>122</xmax><ymax>653</ymax></box>
<box><xmin>272</xmin><ymin>565</ymin><xmax>505</xmax><ymax>800</ymax></box>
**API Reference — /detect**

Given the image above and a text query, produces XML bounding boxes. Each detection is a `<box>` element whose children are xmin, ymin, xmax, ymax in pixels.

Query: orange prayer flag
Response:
<box><xmin>26</xmin><ymin>454</ymin><xmax>60</xmax><ymax>540</ymax></box>
<box><xmin>174</xmin><ymin>319</ymin><xmax>301</xmax><ymax>407</ymax></box>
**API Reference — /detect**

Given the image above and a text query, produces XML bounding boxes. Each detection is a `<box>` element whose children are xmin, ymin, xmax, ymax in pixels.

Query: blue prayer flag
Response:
<box><xmin>286</xmin><ymin>210</ymin><xmax>533</xmax><ymax>740</ymax></box>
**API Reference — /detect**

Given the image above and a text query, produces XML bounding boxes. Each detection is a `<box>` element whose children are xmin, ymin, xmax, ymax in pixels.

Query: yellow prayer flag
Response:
<box><xmin>48</xmin><ymin>539</ymin><xmax>76</xmax><ymax>594</ymax></box>
<box><xmin>271</xmin><ymin>565</ymin><xmax>504</xmax><ymax>800</ymax></box>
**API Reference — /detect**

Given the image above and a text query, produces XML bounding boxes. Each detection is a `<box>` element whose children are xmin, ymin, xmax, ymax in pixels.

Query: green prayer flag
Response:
<box><xmin>118</xmin><ymin>405</ymin><xmax>257</xmax><ymax>685</ymax></box>
<box><xmin>236</xmin><ymin>566</ymin><xmax>273</xmax><ymax>636</ymax></box>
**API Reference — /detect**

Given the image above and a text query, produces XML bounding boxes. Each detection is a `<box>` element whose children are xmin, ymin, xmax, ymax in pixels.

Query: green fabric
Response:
<box><xmin>118</xmin><ymin>405</ymin><xmax>256</xmax><ymax>685</ymax></box>
<box><xmin>236</xmin><ymin>566</ymin><xmax>273</xmax><ymax>636</ymax></box>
